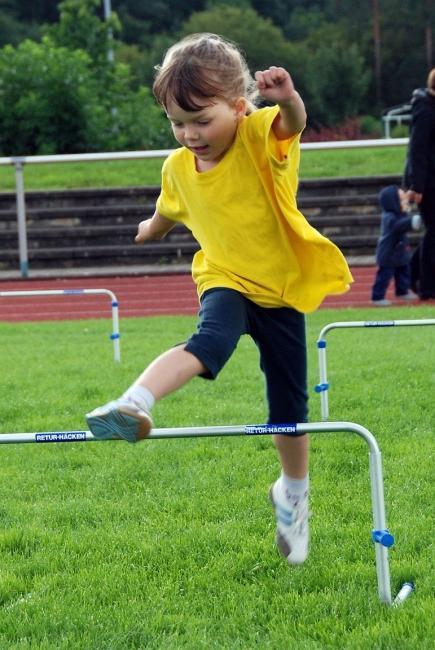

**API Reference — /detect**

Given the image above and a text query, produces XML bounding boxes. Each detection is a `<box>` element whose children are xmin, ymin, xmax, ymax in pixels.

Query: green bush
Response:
<box><xmin>391</xmin><ymin>123</ymin><xmax>410</xmax><ymax>138</ymax></box>
<box><xmin>0</xmin><ymin>38</ymin><xmax>104</xmax><ymax>155</ymax></box>
<box><xmin>359</xmin><ymin>115</ymin><xmax>382</xmax><ymax>138</ymax></box>
<box><xmin>301</xmin><ymin>29</ymin><xmax>370</xmax><ymax>127</ymax></box>
<box><xmin>0</xmin><ymin>36</ymin><xmax>172</xmax><ymax>155</ymax></box>
<box><xmin>111</xmin><ymin>86</ymin><xmax>174</xmax><ymax>151</ymax></box>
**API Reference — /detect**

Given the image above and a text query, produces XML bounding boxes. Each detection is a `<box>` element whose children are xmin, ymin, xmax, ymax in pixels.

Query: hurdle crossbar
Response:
<box><xmin>315</xmin><ymin>319</ymin><xmax>435</xmax><ymax>420</ymax></box>
<box><xmin>0</xmin><ymin>288</ymin><xmax>121</xmax><ymax>362</ymax></box>
<box><xmin>0</xmin><ymin>420</ymin><xmax>414</xmax><ymax>607</ymax></box>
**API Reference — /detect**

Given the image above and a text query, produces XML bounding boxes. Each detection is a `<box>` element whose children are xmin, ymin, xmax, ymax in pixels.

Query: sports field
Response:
<box><xmin>0</xmin><ymin>304</ymin><xmax>433</xmax><ymax>648</ymax></box>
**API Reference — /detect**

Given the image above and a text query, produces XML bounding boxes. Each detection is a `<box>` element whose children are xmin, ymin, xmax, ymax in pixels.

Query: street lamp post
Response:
<box><xmin>103</xmin><ymin>0</ymin><xmax>114</xmax><ymax>63</ymax></box>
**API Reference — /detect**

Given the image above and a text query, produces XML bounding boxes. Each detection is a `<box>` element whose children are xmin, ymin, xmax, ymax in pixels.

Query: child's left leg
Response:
<box><xmin>251</xmin><ymin>305</ymin><xmax>310</xmax><ymax>565</ymax></box>
<box><xmin>270</xmin><ymin>433</ymin><xmax>310</xmax><ymax>565</ymax></box>
<box><xmin>394</xmin><ymin>264</ymin><xmax>412</xmax><ymax>297</ymax></box>
<box><xmin>273</xmin><ymin>432</ymin><xmax>309</xmax><ymax>479</ymax></box>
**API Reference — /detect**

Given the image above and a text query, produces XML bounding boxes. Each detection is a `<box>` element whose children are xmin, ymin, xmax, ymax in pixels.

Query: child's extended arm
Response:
<box><xmin>390</xmin><ymin>213</ymin><xmax>422</xmax><ymax>235</ymax></box>
<box><xmin>135</xmin><ymin>211</ymin><xmax>176</xmax><ymax>243</ymax></box>
<box><xmin>255</xmin><ymin>66</ymin><xmax>306</xmax><ymax>139</ymax></box>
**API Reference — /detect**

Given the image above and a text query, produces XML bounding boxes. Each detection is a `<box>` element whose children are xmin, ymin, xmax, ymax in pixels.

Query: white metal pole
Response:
<box><xmin>369</xmin><ymin>449</ymin><xmax>392</xmax><ymax>604</ymax></box>
<box><xmin>106</xmin><ymin>291</ymin><xmax>121</xmax><ymax>362</ymax></box>
<box><xmin>316</xmin><ymin>340</ymin><xmax>329</xmax><ymax>420</ymax></box>
<box><xmin>103</xmin><ymin>0</ymin><xmax>114</xmax><ymax>63</ymax></box>
<box><xmin>14</xmin><ymin>162</ymin><xmax>29</xmax><ymax>277</ymax></box>
<box><xmin>0</xmin><ymin>288</ymin><xmax>121</xmax><ymax>362</ymax></box>
<box><xmin>316</xmin><ymin>319</ymin><xmax>435</xmax><ymax>420</ymax></box>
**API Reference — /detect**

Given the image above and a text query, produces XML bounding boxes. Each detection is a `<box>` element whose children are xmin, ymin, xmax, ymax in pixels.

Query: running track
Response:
<box><xmin>0</xmin><ymin>267</ymin><xmax>433</xmax><ymax>322</ymax></box>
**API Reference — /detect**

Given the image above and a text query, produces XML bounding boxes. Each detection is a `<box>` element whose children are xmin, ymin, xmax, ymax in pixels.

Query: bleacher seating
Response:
<box><xmin>0</xmin><ymin>174</ymin><xmax>418</xmax><ymax>273</ymax></box>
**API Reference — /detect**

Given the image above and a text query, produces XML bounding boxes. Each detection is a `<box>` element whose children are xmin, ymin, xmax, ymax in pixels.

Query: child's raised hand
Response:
<box><xmin>255</xmin><ymin>67</ymin><xmax>296</xmax><ymax>104</ymax></box>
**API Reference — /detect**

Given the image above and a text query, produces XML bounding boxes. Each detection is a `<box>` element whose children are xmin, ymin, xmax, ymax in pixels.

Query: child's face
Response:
<box><xmin>166</xmin><ymin>96</ymin><xmax>245</xmax><ymax>168</ymax></box>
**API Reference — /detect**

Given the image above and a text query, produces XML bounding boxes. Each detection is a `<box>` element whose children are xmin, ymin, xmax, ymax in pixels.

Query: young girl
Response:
<box><xmin>86</xmin><ymin>33</ymin><xmax>353</xmax><ymax>566</ymax></box>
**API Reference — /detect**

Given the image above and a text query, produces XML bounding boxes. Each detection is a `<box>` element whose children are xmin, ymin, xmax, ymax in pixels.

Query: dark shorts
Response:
<box><xmin>184</xmin><ymin>288</ymin><xmax>308</xmax><ymax>427</ymax></box>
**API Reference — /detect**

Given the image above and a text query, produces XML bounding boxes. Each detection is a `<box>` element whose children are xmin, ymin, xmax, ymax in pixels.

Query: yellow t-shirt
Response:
<box><xmin>156</xmin><ymin>105</ymin><xmax>353</xmax><ymax>313</ymax></box>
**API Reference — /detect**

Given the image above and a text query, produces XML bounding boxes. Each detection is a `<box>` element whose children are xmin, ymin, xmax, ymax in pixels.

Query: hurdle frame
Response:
<box><xmin>0</xmin><ymin>288</ymin><xmax>121</xmax><ymax>362</ymax></box>
<box><xmin>315</xmin><ymin>319</ymin><xmax>435</xmax><ymax>420</ymax></box>
<box><xmin>0</xmin><ymin>420</ymin><xmax>414</xmax><ymax>607</ymax></box>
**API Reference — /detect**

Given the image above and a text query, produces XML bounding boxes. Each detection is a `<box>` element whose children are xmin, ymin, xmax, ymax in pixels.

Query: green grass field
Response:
<box><xmin>0</xmin><ymin>304</ymin><xmax>433</xmax><ymax>648</ymax></box>
<box><xmin>0</xmin><ymin>146</ymin><xmax>406</xmax><ymax>191</ymax></box>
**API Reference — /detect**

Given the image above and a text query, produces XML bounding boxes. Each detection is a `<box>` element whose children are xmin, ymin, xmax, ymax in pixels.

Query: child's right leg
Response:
<box><xmin>371</xmin><ymin>266</ymin><xmax>393</xmax><ymax>303</ymax></box>
<box><xmin>132</xmin><ymin>345</ymin><xmax>207</xmax><ymax>400</ymax></box>
<box><xmin>86</xmin><ymin>346</ymin><xmax>206</xmax><ymax>442</ymax></box>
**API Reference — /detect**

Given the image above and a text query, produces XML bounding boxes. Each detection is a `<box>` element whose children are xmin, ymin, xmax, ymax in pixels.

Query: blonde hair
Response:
<box><xmin>427</xmin><ymin>68</ymin><xmax>435</xmax><ymax>92</ymax></box>
<box><xmin>153</xmin><ymin>33</ymin><xmax>258</xmax><ymax>113</ymax></box>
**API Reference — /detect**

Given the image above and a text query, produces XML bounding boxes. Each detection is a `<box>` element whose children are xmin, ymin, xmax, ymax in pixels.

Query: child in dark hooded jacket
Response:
<box><xmin>371</xmin><ymin>185</ymin><xmax>421</xmax><ymax>305</ymax></box>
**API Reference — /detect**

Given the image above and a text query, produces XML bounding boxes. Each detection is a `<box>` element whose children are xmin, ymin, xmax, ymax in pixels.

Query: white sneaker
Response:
<box><xmin>397</xmin><ymin>291</ymin><xmax>417</xmax><ymax>301</ymax></box>
<box><xmin>86</xmin><ymin>398</ymin><xmax>153</xmax><ymax>443</ymax></box>
<box><xmin>269</xmin><ymin>479</ymin><xmax>309</xmax><ymax>565</ymax></box>
<box><xmin>371</xmin><ymin>298</ymin><xmax>392</xmax><ymax>306</ymax></box>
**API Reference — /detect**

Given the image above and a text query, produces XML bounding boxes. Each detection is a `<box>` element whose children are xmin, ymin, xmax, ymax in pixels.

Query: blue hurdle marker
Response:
<box><xmin>0</xmin><ymin>288</ymin><xmax>121</xmax><ymax>362</ymax></box>
<box><xmin>315</xmin><ymin>319</ymin><xmax>435</xmax><ymax>421</ymax></box>
<box><xmin>0</xmin><ymin>420</ymin><xmax>414</xmax><ymax>607</ymax></box>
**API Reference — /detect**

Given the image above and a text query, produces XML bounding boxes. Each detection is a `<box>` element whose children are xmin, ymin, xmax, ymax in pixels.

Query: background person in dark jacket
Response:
<box><xmin>371</xmin><ymin>185</ymin><xmax>421</xmax><ymax>306</ymax></box>
<box><xmin>404</xmin><ymin>68</ymin><xmax>435</xmax><ymax>300</ymax></box>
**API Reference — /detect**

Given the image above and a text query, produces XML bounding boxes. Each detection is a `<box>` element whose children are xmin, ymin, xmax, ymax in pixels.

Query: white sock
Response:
<box><xmin>281</xmin><ymin>472</ymin><xmax>309</xmax><ymax>504</ymax></box>
<box><xmin>122</xmin><ymin>385</ymin><xmax>155</xmax><ymax>412</ymax></box>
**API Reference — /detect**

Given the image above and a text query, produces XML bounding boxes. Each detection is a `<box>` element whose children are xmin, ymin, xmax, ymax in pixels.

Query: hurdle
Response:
<box><xmin>0</xmin><ymin>288</ymin><xmax>121</xmax><ymax>362</ymax></box>
<box><xmin>315</xmin><ymin>319</ymin><xmax>435</xmax><ymax>420</ymax></box>
<box><xmin>0</xmin><ymin>420</ymin><xmax>414</xmax><ymax>607</ymax></box>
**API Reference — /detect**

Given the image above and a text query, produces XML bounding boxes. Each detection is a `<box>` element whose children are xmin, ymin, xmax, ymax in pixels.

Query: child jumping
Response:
<box><xmin>86</xmin><ymin>33</ymin><xmax>352</xmax><ymax>566</ymax></box>
<box><xmin>371</xmin><ymin>185</ymin><xmax>421</xmax><ymax>306</ymax></box>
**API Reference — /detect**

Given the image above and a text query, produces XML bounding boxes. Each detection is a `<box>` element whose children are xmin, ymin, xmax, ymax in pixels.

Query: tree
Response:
<box><xmin>0</xmin><ymin>0</ymin><xmax>42</xmax><ymax>46</ymax></box>
<box><xmin>116</xmin><ymin>0</ymin><xmax>206</xmax><ymax>47</ymax></box>
<box><xmin>181</xmin><ymin>5</ymin><xmax>369</xmax><ymax>127</ymax></box>
<box><xmin>303</xmin><ymin>37</ymin><xmax>371</xmax><ymax>126</ymax></box>
<box><xmin>181</xmin><ymin>5</ymin><xmax>294</xmax><ymax>73</ymax></box>
<box><xmin>424</xmin><ymin>0</ymin><xmax>434</xmax><ymax>68</ymax></box>
<box><xmin>45</xmin><ymin>0</ymin><xmax>120</xmax><ymax>69</ymax></box>
<box><xmin>9</xmin><ymin>0</ymin><xmax>61</xmax><ymax>23</ymax></box>
<box><xmin>0</xmin><ymin>34</ymin><xmax>171</xmax><ymax>154</ymax></box>
<box><xmin>371</xmin><ymin>0</ymin><xmax>382</xmax><ymax>107</ymax></box>
<box><xmin>0</xmin><ymin>38</ymin><xmax>102</xmax><ymax>154</ymax></box>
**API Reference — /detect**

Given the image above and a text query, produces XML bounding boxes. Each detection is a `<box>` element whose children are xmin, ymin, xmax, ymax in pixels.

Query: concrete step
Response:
<box><xmin>0</xmin><ymin>186</ymin><xmax>160</xmax><ymax>210</ymax></box>
<box><xmin>0</xmin><ymin>224</ymin><xmax>193</xmax><ymax>254</ymax></box>
<box><xmin>0</xmin><ymin>232</ymin><xmax>420</xmax><ymax>272</ymax></box>
<box><xmin>0</xmin><ymin>204</ymin><xmax>154</xmax><ymax>228</ymax></box>
<box><xmin>0</xmin><ymin>216</ymin><xmax>386</xmax><ymax>247</ymax></box>
<box><xmin>0</xmin><ymin>194</ymin><xmax>381</xmax><ymax>229</ymax></box>
<box><xmin>0</xmin><ymin>242</ymin><xmax>200</xmax><ymax>270</ymax></box>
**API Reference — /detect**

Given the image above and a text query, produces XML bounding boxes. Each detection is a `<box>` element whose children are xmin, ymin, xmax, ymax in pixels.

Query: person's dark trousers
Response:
<box><xmin>419</xmin><ymin>191</ymin><xmax>435</xmax><ymax>298</ymax></box>
<box><xmin>371</xmin><ymin>265</ymin><xmax>410</xmax><ymax>300</ymax></box>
